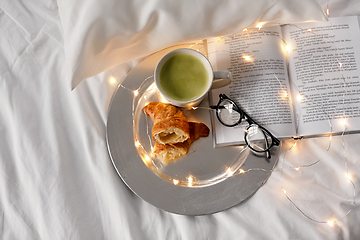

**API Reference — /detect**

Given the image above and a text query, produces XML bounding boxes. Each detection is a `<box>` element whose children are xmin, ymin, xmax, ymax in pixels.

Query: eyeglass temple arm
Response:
<box><xmin>264</xmin><ymin>133</ymin><xmax>271</xmax><ymax>159</ymax></box>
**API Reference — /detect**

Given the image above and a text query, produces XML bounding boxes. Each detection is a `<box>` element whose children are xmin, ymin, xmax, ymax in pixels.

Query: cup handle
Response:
<box><xmin>211</xmin><ymin>71</ymin><xmax>231</xmax><ymax>89</ymax></box>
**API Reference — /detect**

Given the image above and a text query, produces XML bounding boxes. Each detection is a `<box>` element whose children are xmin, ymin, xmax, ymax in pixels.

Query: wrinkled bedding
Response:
<box><xmin>1</xmin><ymin>0</ymin><xmax>360</xmax><ymax>239</ymax></box>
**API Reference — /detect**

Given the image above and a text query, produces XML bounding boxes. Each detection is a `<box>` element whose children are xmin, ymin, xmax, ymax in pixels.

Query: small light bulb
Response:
<box><xmin>339</xmin><ymin>62</ymin><xmax>343</xmax><ymax>68</ymax></box>
<box><xmin>188</xmin><ymin>176</ymin><xmax>193</xmax><ymax>187</ymax></box>
<box><xmin>326</xmin><ymin>8</ymin><xmax>330</xmax><ymax>16</ymax></box>
<box><xmin>341</xmin><ymin>118</ymin><xmax>347</xmax><ymax>126</ymax></box>
<box><xmin>297</xmin><ymin>94</ymin><xmax>303</xmax><ymax>102</ymax></box>
<box><xmin>282</xmin><ymin>91</ymin><xmax>288</xmax><ymax>98</ymax></box>
<box><xmin>256</xmin><ymin>22</ymin><xmax>264</xmax><ymax>30</ymax></box>
<box><xmin>243</xmin><ymin>55</ymin><xmax>252</xmax><ymax>61</ymax></box>
<box><xmin>329</xmin><ymin>135</ymin><xmax>332</xmax><ymax>140</ymax></box>
<box><xmin>285</xmin><ymin>44</ymin><xmax>291</xmax><ymax>54</ymax></box>
<box><xmin>327</xmin><ymin>220</ymin><xmax>334</xmax><ymax>227</ymax></box>
<box><xmin>283</xmin><ymin>189</ymin><xmax>287</xmax><ymax>194</ymax></box>
<box><xmin>243</xmin><ymin>28</ymin><xmax>248</xmax><ymax>32</ymax></box>
<box><xmin>192</xmin><ymin>107</ymin><xmax>198</xmax><ymax>110</ymax></box>
<box><xmin>307</xmin><ymin>29</ymin><xmax>312</xmax><ymax>32</ymax></box>
<box><xmin>226</xmin><ymin>168</ymin><xmax>234</xmax><ymax>177</ymax></box>
<box><xmin>173</xmin><ymin>179</ymin><xmax>179</xmax><ymax>185</ymax></box>
<box><xmin>110</xmin><ymin>77</ymin><xmax>116</xmax><ymax>84</ymax></box>
<box><xmin>346</xmin><ymin>173</ymin><xmax>352</xmax><ymax>181</ymax></box>
<box><xmin>134</xmin><ymin>89</ymin><xmax>139</xmax><ymax>96</ymax></box>
<box><xmin>239</xmin><ymin>169</ymin><xmax>245</xmax><ymax>174</ymax></box>
<box><xmin>135</xmin><ymin>140</ymin><xmax>141</xmax><ymax>147</ymax></box>
<box><xmin>295</xmin><ymin>167</ymin><xmax>300</xmax><ymax>171</ymax></box>
<box><xmin>142</xmin><ymin>154</ymin><xmax>152</xmax><ymax>165</ymax></box>
<box><xmin>293</xmin><ymin>142</ymin><xmax>297</xmax><ymax>147</ymax></box>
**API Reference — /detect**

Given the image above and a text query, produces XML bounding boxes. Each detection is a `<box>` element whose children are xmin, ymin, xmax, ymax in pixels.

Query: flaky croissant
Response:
<box><xmin>152</xmin><ymin>122</ymin><xmax>210</xmax><ymax>164</ymax></box>
<box><xmin>143</xmin><ymin>102</ymin><xmax>190</xmax><ymax>144</ymax></box>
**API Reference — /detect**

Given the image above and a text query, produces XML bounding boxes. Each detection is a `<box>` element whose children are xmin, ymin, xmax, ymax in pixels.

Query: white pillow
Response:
<box><xmin>57</xmin><ymin>0</ymin><xmax>326</xmax><ymax>89</ymax></box>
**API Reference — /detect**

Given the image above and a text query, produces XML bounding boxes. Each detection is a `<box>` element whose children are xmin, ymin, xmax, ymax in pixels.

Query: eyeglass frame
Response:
<box><xmin>210</xmin><ymin>94</ymin><xmax>280</xmax><ymax>159</ymax></box>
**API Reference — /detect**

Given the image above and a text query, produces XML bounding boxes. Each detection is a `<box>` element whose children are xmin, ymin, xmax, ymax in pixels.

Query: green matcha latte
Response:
<box><xmin>159</xmin><ymin>53</ymin><xmax>209</xmax><ymax>102</ymax></box>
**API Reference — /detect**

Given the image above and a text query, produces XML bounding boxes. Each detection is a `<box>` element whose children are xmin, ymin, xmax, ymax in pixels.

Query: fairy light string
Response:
<box><xmin>256</xmin><ymin>12</ymin><xmax>355</xmax><ymax>225</ymax></box>
<box><xmin>109</xmin><ymin>5</ymin><xmax>356</xmax><ymax>227</ymax></box>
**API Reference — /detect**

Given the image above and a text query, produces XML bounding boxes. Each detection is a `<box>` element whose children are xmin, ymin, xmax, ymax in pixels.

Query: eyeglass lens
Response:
<box><xmin>217</xmin><ymin>99</ymin><xmax>241</xmax><ymax>126</ymax></box>
<box><xmin>245</xmin><ymin>124</ymin><xmax>273</xmax><ymax>152</ymax></box>
<box><xmin>217</xmin><ymin>99</ymin><xmax>274</xmax><ymax>152</ymax></box>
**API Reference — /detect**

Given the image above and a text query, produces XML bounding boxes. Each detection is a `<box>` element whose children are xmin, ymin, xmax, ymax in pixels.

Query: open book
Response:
<box><xmin>207</xmin><ymin>16</ymin><xmax>360</xmax><ymax>147</ymax></box>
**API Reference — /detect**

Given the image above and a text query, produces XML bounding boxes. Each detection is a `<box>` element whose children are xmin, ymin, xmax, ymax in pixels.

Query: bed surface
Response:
<box><xmin>1</xmin><ymin>0</ymin><xmax>360</xmax><ymax>239</ymax></box>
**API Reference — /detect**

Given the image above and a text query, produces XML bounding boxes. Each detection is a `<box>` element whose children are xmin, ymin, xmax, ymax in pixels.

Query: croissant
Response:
<box><xmin>152</xmin><ymin>122</ymin><xmax>210</xmax><ymax>164</ymax></box>
<box><xmin>143</xmin><ymin>102</ymin><xmax>190</xmax><ymax>144</ymax></box>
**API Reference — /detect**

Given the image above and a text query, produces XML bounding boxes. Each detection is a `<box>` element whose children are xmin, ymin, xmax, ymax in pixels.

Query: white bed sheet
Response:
<box><xmin>1</xmin><ymin>0</ymin><xmax>360</xmax><ymax>239</ymax></box>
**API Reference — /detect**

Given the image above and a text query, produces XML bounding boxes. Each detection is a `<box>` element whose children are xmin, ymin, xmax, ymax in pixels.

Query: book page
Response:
<box><xmin>208</xmin><ymin>25</ymin><xmax>296</xmax><ymax>146</ymax></box>
<box><xmin>283</xmin><ymin>16</ymin><xmax>360</xmax><ymax>136</ymax></box>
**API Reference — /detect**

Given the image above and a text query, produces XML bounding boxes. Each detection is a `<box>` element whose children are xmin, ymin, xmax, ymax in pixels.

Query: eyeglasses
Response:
<box><xmin>211</xmin><ymin>94</ymin><xmax>280</xmax><ymax>159</ymax></box>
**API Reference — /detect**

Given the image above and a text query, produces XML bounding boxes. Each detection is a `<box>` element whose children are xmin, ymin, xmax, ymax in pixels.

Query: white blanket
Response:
<box><xmin>1</xmin><ymin>0</ymin><xmax>360</xmax><ymax>239</ymax></box>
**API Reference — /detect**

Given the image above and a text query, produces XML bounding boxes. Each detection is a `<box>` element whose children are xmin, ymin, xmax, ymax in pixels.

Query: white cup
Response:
<box><xmin>154</xmin><ymin>48</ymin><xmax>231</xmax><ymax>108</ymax></box>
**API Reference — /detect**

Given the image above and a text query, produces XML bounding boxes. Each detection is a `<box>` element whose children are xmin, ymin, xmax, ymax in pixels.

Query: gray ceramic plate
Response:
<box><xmin>106</xmin><ymin>45</ymin><xmax>280</xmax><ymax>215</ymax></box>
